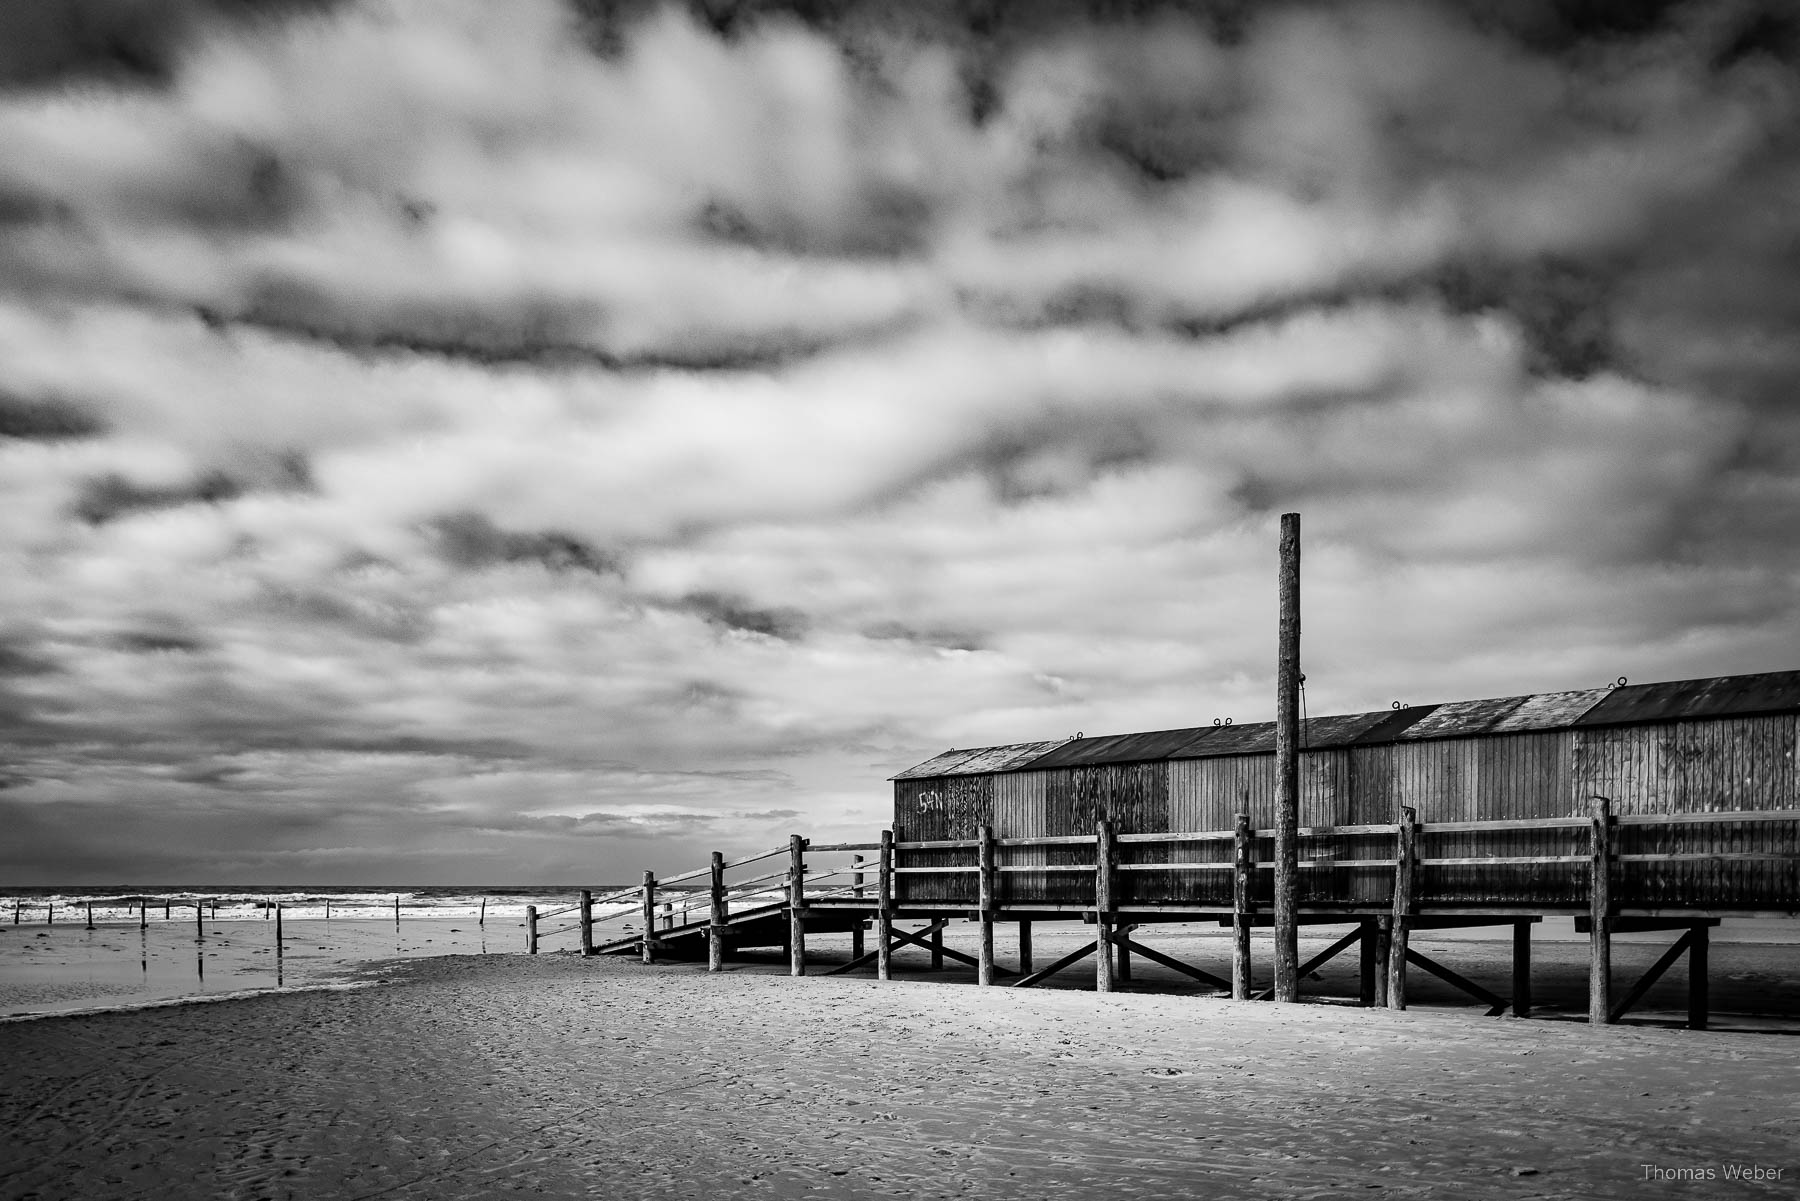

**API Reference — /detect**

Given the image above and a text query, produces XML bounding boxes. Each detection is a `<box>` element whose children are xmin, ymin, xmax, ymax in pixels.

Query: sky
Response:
<box><xmin>2</xmin><ymin>0</ymin><xmax>1797</xmax><ymax>885</ymax></box>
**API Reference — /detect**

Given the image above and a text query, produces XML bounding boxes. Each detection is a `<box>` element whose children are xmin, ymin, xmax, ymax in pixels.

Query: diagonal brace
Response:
<box><xmin>1012</xmin><ymin>940</ymin><xmax>1098</xmax><ymax>989</ymax></box>
<box><xmin>1609</xmin><ymin>928</ymin><xmax>1699</xmax><ymax>1024</ymax></box>
<box><xmin>1404</xmin><ymin>947</ymin><xmax>1507</xmax><ymax>1016</ymax></box>
<box><xmin>1253</xmin><ymin>928</ymin><xmax>1362</xmax><ymax>1001</ymax></box>
<box><xmin>1108</xmin><ymin>930</ymin><xmax>1231</xmax><ymax>990</ymax></box>
<box><xmin>886</xmin><ymin>921</ymin><xmax>1017</xmax><ymax>977</ymax></box>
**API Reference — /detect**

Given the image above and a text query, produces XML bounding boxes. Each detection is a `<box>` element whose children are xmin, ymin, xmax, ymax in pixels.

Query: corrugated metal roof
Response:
<box><xmin>1575</xmin><ymin>671</ymin><xmax>1800</xmax><ymax>726</ymax></box>
<box><xmin>889</xmin><ymin>738</ymin><xmax>1072</xmax><ymax>780</ymax></box>
<box><xmin>891</xmin><ymin>670</ymin><xmax>1800</xmax><ymax>779</ymax></box>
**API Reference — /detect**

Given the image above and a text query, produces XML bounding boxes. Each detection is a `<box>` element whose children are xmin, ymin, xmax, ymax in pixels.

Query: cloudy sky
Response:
<box><xmin>3</xmin><ymin>0</ymin><xmax>1796</xmax><ymax>885</ymax></box>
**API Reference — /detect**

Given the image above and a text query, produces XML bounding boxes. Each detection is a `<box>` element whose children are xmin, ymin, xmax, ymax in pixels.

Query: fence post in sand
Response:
<box><xmin>641</xmin><ymin>872</ymin><xmax>657</xmax><ymax>965</ymax></box>
<box><xmin>1095</xmin><ymin>817</ymin><xmax>1116</xmax><ymax>994</ymax></box>
<box><xmin>851</xmin><ymin>855</ymin><xmax>866</xmax><ymax>962</ymax></box>
<box><xmin>1232</xmin><ymin>813</ymin><xmax>1252</xmax><ymax>999</ymax></box>
<box><xmin>275</xmin><ymin>903</ymin><xmax>284</xmax><ymax>959</ymax></box>
<box><xmin>1018</xmin><ymin>921</ymin><xmax>1033</xmax><ymax>974</ymax></box>
<box><xmin>877</xmin><ymin>830</ymin><xmax>894</xmax><ymax>982</ymax></box>
<box><xmin>1387</xmin><ymin>808</ymin><xmax>1417</xmax><ymax>1009</ymax></box>
<box><xmin>1589</xmin><ymin>796</ymin><xmax>1614</xmax><ymax>1026</ymax></box>
<box><xmin>788</xmin><ymin>834</ymin><xmax>807</xmax><ymax>977</ymax></box>
<box><xmin>86</xmin><ymin>901</ymin><xmax>95</xmax><ymax>930</ymax></box>
<box><xmin>708</xmin><ymin>851</ymin><xmax>727</xmax><ymax>972</ymax></box>
<box><xmin>526</xmin><ymin>905</ymin><xmax>538</xmax><ymax>954</ymax></box>
<box><xmin>580</xmin><ymin>889</ymin><xmax>594</xmax><ymax>956</ymax></box>
<box><xmin>977</xmin><ymin>825</ymin><xmax>996</xmax><ymax>986</ymax></box>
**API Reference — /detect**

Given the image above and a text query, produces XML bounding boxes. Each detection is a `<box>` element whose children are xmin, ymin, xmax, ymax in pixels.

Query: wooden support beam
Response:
<box><xmin>1012</xmin><ymin>939</ymin><xmax>1099</xmax><ymax>989</ymax></box>
<box><xmin>1590</xmin><ymin>796</ymin><xmax>1613</xmax><ymax>1025</ymax></box>
<box><xmin>708</xmin><ymin>851</ymin><xmax>726</xmax><ymax>973</ymax></box>
<box><xmin>1110</xmin><ymin>930</ymin><xmax>1230</xmax><ymax>990</ymax></box>
<box><xmin>1359</xmin><ymin>920</ymin><xmax>1376</xmax><ymax>1006</ymax></box>
<box><xmin>641</xmin><ymin>872</ymin><xmax>656</xmax><ymax>965</ymax></box>
<box><xmin>1273</xmin><ymin>510</ymin><xmax>1301</xmax><ymax>1004</ymax></box>
<box><xmin>851</xmin><ymin>855</ymin><xmax>865</xmax><ymax>962</ymax></box>
<box><xmin>526</xmin><ymin>904</ymin><xmax>537</xmax><ymax>955</ymax></box>
<box><xmin>1232</xmin><ymin>812</ymin><xmax>1252</xmax><ymax>1000</ymax></box>
<box><xmin>1387</xmin><ymin>808</ymin><xmax>1416</xmax><ymax>1009</ymax></box>
<box><xmin>1253</xmin><ymin>927</ymin><xmax>1362</xmax><ymax>1001</ymax></box>
<box><xmin>1689</xmin><ymin>923</ymin><xmax>1708</xmax><ymax>1031</ymax></box>
<box><xmin>1404</xmin><ymin>947</ymin><xmax>1507</xmax><ymax>1015</ymax></box>
<box><xmin>789</xmin><ymin>834</ymin><xmax>807</xmax><ymax>977</ymax></box>
<box><xmin>1609</xmin><ymin>927</ymin><xmax>1702</xmax><ymax>1024</ymax></box>
<box><xmin>1373</xmin><ymin>916</ymin><xmax>1391</xmax><ymax>1007</ymax></box>
<box><xmin>977</xmin><ymin>826</ymin><xmax>996</xmax><ymax>986</ymax></box>
<box><xmin>579</xmin><ymin>889</ymin><xmax>594</xmax><ymax>957</ymax></box>
<box><xmin>1512</xmin><ymin>920</ymin><xmax>1532</xmax><ymax>1018</ymax></box>
<box><xmin>1095</xmin><ymin>817</ymin><xmax>1116</xmax><ymax>994</ymax></box>
<box><xmin>877</xmin><ymin>830</ymin><xmax>894</xmax><ymax>982</ymax></box>
<box><xmin>890</xmin><ymin>922</ymin><xmax>1013</xmax><ymax>975</ymax></box>
<box><xmin>1018</xmin><ymin>920</ymin><xmax>1033</xmax><ymax>975</ymax></box>
<box><xmin>930</xmin><ymin>923</ymin><xmax>944</xmax><ymax>971</ymax></box>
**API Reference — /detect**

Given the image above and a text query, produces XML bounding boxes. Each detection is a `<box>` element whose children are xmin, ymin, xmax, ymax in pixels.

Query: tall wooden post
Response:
<box><xmin>139</xmin><ymin>901</ymin><xmax>147</xmax><ymax>930</ymax></box>
<box><xmin>1232</xmin><ymin>812</ymin><xmax>1253</xmax><ymax>999</ymax></box>
<box><xmin>1688</xmin><ymin>924</ymin><xmax>1708</xmax><ymax>1031</ymax></box>
<box><xmin>977</xmin><ymin>825</ymin><xmax>996</xmax><ymax>986</ymax></box>
<box><xmin>1373</xmin><ymin>915</ymin><xmax>1392</xmax><ymax>1007</ymax></box>
<box><xmin>641</xmin><ymin>872</ymin><xmax>656</xmax><ymax>965</ymax></box>
<box><xmin>195</xmin><ymin>901</ymin><xmax>204</xmax><ymax>942</ymax></box>
<box><xmin>788</xmin><ymin>834</ymin><xmax>808</xmax><ymax>977</ymax></box>
<box><xmin>275</xmin><ymin>903</ymin><xmax>285</xmax><ymax>959</ymax></box>
<box><xmin>1358</xmin><ymin>919</ymin><xmax>1376</xmax><ymax>1006</ymax></box>
<box><xmin>394</xmin><ymin>895</ymin><xmax>401</xmax><ymax>926</ymax></box>
<box><xmin>164</xmin><ymin>900</ymin><xmax>170</xmax><ymax>920</ymax></box>
<box><xmin>579</xmin><ymin>889</ymin><xmax>594</xmax><ymax>956</ymax></box>
<box><xmin>1387</xmin><ymin>808</ymin><xmax>1416</xmax><ymax>1009</ymax></box>
<box><xmin>1273</xmin><ymin>511</ymin><xmax>1301</xmax><ymax>1003</ymax></box>
<box><xmin>1095</xmin><ymin>817</ymin><xmax>1116</xmax><ymax>994</ymax></box>
<box><xmin>930</xmin><ymin>924</ymin><xmax>943</xmax><ymax>970</ymax></box>
<box><xmin>478</xmin><ymin>897</ymin><xmax>486</xmax><ymax>927</ymax></box>
<box><xmin>877</xmin><ymin>830</ymin><xmax>894</xmax><ymax>982</ymax></box>
<box><xmin>851</xmin><ymin>854</ymin><xmax>866</xmax><ymax>961</ymax></box>
<box><xmin>1512</xmin><ymin>920</ymin><xmax>1532</xmax><ymax>1018</ymax></box>
<box><xmin>1589</xmin><ymin>797</ymin><xmax>1613</xmax><ymax>1025</ymax></box>
<box><xmin>1018</xmin><ymin>920</ymin><xmax>1033</xmax><ymax>974</ymax></box>
<box><xmin>86</xmin><ymin>902</ymin><xmax>95</xmax><ymax>930</ymax></box>
<box><xmin>526</xmin><ymin>904</ymin><xmax>538</xmax><ymax>954</ymax></box>
<box><xmin>708</xmin><ymin>851</ymin><xmax>727</xmax><ymax>972</ymax></box>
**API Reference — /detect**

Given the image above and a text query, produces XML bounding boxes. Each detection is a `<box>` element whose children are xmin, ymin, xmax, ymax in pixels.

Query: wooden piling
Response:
<box><xmin>86</xmin><ymin>901</ymin><xmax>95</xmax><ymax>930</ymax></box>
<box><xmin>526</xmin><ymin>904</ymin><xmax>538</xmax><ymax>954</ymax></box>
<box><xmin>394</xmin><ymin>895</ymin><xmax>401</xmax><ymax>926</ymax></box>
<box><xmin>1359</xmin><ymin>919</ymin><xmax>1376</xmax><ymax>1006</ymax></box>
<box><xmin>47</xmin><ymin>902</ymin><xmax>53</xmax><ymax>925</ymax></box>
<box><xmin>11</xmin><ymin>899</ymin><xmax>18</xmax><ymax>925</ymax></box>
<box><xmin>1232</xmin><ymin>812</ymin><xmax>1252</xmax><ymax>999</ymax></box>
<box><xmin>325</xmin><ymin>900</ymin><xmax>331</xmax><ymax>921</ymax></box>
<box><xmin>977</xmin><ymin>825</ymin><xmax>996</xmax><ymax>986</ymax></box>
<box><xmin>1018</xmin><ymin>920</ymin><xmax>1033</xmax><ymax>974</ymax></box>
<box><xmin>580</xmin><ymin>889</ymin><xmax>594</xmax><ymax>956</ymax></box>
<box><xmin>478</xmin><ymin>897</ymin><xmax>486</xmax><ymax>927</ymax></box>
<box><xmin>1512</xmin><ymin>920</ymin><xmax>1532</xmax><ymax>1018</ymax></box>
<box><xmin>1095</xmin><ymin>817</ymin><xmax>1116</xmax><ymax>994</ymax></box>
<box><xmin>1373</xmin><ymin>916</ymin><xmax>1391</xmax><ymax>1007</ymax></box>
<box><xmin>929</xmin><ymin>924</ymin><xmax>943</xmax><ymax>970</ymax></box>
<box><xmin>1387</xmin><ymin>807</ymin><xmax>1417</xmax><ymax>1009</ymax></box>
<box><xmin>195</xmin><ymin>900</ymin><xmax>204</xmax><ymax>941</ymax></box>
<box><xmin>851</xmin><ymin>855</ymin><xmax>866</xmax><ymax>962</ymax></box>
<box><xmin>641</xmin><ymin>872</ymin><xmax>656</xmax><ymax>965</ymax></box>
<box><xmin>1273</xmin><ymin>511</ymin><xmax>1301</xmax><ymax>1004</ymax></box>
<box><xmin>274</xmin><ymin>903</ymin><xmax>284</xmax><ymax>959</ymax></box>
<box><xmin>139</xmin><ymin>901</ymin><xmax>147</xmax><ymax>930</ymax></box>
<box><xmin>1116</xmin><ymin>923</ymin><xmax>1133</xmax><ymax>983</ymax></box>
<box><xmin>708</xmin><ymin>851</ymin><xmax>727</xmax><ymax>973</ymax></box>
<box><xmin>163</xmin><ymin>900</ymin><xmax>170</xmax><ymax>920</ymax></box>
<box><xmin>876</xmin><ymin>830</ymin><xmax>894</xmax><ymax>982</ymax></box>
<box><xmin>1589</xmin><ymin>796</ymin><xmax>1613</xmax><ymax>1026</ymax></box>
<box><xmin>788</xmin><ymin>834</ymin><xmax>807</xmax><ymax>977</ymax></box>
<box><xmin>1688</xmin><ymin>923</ymin><xmax>1709</xmax><ymax>1031</ymax></box>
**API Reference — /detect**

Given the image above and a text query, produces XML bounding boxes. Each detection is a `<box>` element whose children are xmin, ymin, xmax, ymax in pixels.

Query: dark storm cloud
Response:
<box><xmin>676</xmin><ymin>592</ymin><xmax>809</xmax><ymax>641</ymax></box>
<box><xmin>426</xmin><ymin>512</ymin><xmax>620</xmax><ymax>576</ymax></box>
<box><xmin>0</xmin><ymin>392</ymin><xmax>106</xmax><ymax>440</ymax></box>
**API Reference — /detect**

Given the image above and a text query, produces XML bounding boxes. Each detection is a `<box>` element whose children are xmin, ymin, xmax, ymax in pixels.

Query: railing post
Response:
<box><xmin>851</xmin><ymin>854</ymin><xmax>866</xmax><ymax>962</ymax></box>
<box><xmin>1232</xmin><ymin>813</ymin><xmax>1252</xmax><ymax>999</ymax></box>
<box><xmin>579</xmin><ymin>889</ymin><xmax>594</xmax><ymax>956</ymax></box>
<box><xmin>1387</xmin><ymin>807</ymin><xmax>1416</xmax><ymax>1009</ymax></box>
<box><xmin>708</xmin><ymin>851</ymin><xmax>726</xmax><ymax>972</ymax></box>
<box><xmin>1095</xmin><ymin>817</ymin><xmax>1116</xmax><ymax>994</ymax></box>
<box><xmin>1590</xmin><ymin>796</ymin><xmax>1614</xmax><ymax>1026</ymax></box>
<box><xmin>641</xmin><ymin>872</ymin><xmax>657</xmax><ymax>965</ymax></box>
<box><xmin>526</xmin><ymin>904</ymin><xmax>538</xmax><ymax>954</ymax></box>
<box><xmin>877</xmin><ymin>830</ymin><xmax>894</xmax><ymax>982</ymax></box>
<box><xmin>788</xmin><ymin>834</ymin><xmax>807</xmax><ymax>977</ymax></box>
<box><xmin>977</xmin><ymin>825</ymin><xmax>996</xmax><ymax>986</ymax></box>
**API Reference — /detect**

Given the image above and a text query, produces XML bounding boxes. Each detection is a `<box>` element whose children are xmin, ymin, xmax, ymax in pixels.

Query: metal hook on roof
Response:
<box><xmin>1392</xmin><ymin>700</ymin><xmax>1403</xmax><ymax>710</ymax></box>
<box><xmin>1614</xmin><ymin>676</ymin><xmax>1628</xmax><ymax>689</ymax></box>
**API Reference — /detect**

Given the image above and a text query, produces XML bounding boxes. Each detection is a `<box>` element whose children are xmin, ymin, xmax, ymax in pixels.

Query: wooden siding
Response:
<box><xmin>893</xmin><ymin>712</ymin><xmax>1800</xmax><ymax>912</ymax></box>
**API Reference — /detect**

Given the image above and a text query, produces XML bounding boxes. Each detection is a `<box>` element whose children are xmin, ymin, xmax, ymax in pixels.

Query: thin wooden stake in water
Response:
<box><xmin>394</xmin><ymin>895</ymin><xmax>401</xmax><ymax>927</ymax></box>
<box><xmin>275</xmin><ymin>903</ymin><xmax>284</xmax><ymax>959</ymax></box>
<box><xmin>196</xmin><ymin>900</ymin><xmax>204</xmax><ymax>942</ymax></box>
<box><xmin>478</xmin><ymin>897</ymin><xmax>486</xmax><ymax>927</ymax></box>
<box><xmin>708</xmin><ymin>851</ymin><xmax>726</xmax><ymax>973</ymax></box>
<box><xmin>1273</xmin><ymin>510</ymin><xmax>1301</xmax><ymax>1004</ymax></box>
<box><xmin>46</xmin><ymin>902</ymin><xmax>53</xmax><ymax>925</ymax></box>
<box><xmin>788</xmin><ymin>834</ymin><xmax>807</xmax><ymax>977</ymax></box>
<box><xmin>526</xmin><ymin>904</ymin><xmax>538</xmax><ymax>954</ymax></box>
<box><xmin>163</xmin><ymin>900</ymin><xmax>170</xmax><ymax>920</ymax></box>
<box><xmin>876</xmin><ymin>829</ymin><xmax>894</xmax><ymax>982</ymax></box>
<box><xmin>140</xmin><ymin>901</ymin><xmax>147</xmax><ymax>930</ymax></box>
<box><xmin>12</xmin><ymin>899</ymin><xmax>19</xmax><ymax>925</ymax></box>
<box><xmin>86</xmin><ymin>901</ymin><xmax>95</xmax><ymax>930</ymax></box>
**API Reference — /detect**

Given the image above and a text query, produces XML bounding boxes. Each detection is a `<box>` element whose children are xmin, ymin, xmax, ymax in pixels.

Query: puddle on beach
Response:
<box><xmin>0</xmin><ymin>918</ymin><xmax>519</xmax><ymax>1020</ymax></box>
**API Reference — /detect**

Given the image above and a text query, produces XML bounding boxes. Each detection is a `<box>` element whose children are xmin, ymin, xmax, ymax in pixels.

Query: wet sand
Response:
<box><xmin>3</xmin><ymin>935</ymin><xmax>1798</xmax><ymax>1200</ymax></box>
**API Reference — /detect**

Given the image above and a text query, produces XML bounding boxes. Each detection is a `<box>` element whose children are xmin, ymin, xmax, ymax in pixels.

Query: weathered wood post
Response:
<box><xmin>1095</xmin><ymin>817</ymin><xmax>1116</xmax><ymax>994</ymax></box>
<box><xmin>275</xmin><ymin>903</ymin><xmax>284</xmax><ymax>959</ymax></box>
<box><xmin>1018</xmin><ymin>920</ymin><xmax>1033</xmax><ymax>974</ymax></box>
<box><xmin>86</xmin><ymin>901</ymin><xmax>95</xmax><ymax>930</ymax></box>
<box><xmin>526</xmin><ymin>904</ymin><xmax>538</xmax><ymax>954</ymax></box>
<box><xmin>1512</xmin><ymin>920</ymin><xmax>1533</xmax><ymax>1018</ymax></box>
<box><xmin>195</xmin><ymin>900</ymin><xmax>204</xmax><ymax>941</ymax></box>
<box><xmin>641</xmin><ymin>872</ymin><xmax>656</xmax><ymax>965</ymax></box>
<box><xmin>579</xmin><ymin>889</ymin><xmax>594</xmax><ymax>956</ymax></box>
<box><xmin>788</xmin><ymin>834</ymin><xmax>807</xmax><ymax>977</ymax></box>
<box><xmin>977</xmin><ymin>825</ymin><xmax>996</xmax><ymax>986</ymax></box>
<box><xmin>1387</xmin><ymin>807</ymin><xmax>1417</xmax><ymax>1009</ymax></box>
<box><xmin>11</xmin><ymin>899</ymin><xmax>18</xmax><ymax>925</ymax></box>
<box><xmin>1232</xmin><ymin>812</ymin><xmax>1253</xmax><ymax>999</ymax></box>
<box><xmin>394</xmin><ymin>895</ymin><xmax>401</xmax><ymax>927</ymax></box>
<box><xmin>1273</xmin><ymin>511</ymin><xmax>1301</xmax><ymax>1004</ymax></box>
<box><xmin>139</xmin><ymin>901</ymin><xmax>147</xmax><ymax>930</ymax></box>
<box><xmin>1373</xmin><ymin>916</ymin><xmax>1392</xmax><ymax>1007</ymax></box>
<box><xmin>851</xmin><ymin>855</ymin><xmax>866</xmax><ymax>962</ymax></box>
<box><xmin>876</xmin><ymin>830</ymin><xmax>894</xmax><ymax>981</ymax></box>
<box><xmin>478</xmin><ymin>897</ymin><xmax>486</xmax><ymax>927</ymax></box>
<box><xmin>708</xmin><ymin>851</ymin><xmax>727</xmax><ymax>972</ymax></box>
<box><xmin>47</xmin><ymin>902</ymin><xmax>53</xmax><ymax>925</ymax></box>
<box><xmin>930</xmin><ymin>923</ymin><xmax>943</xmax><ymax>970</ymax></box>
<box><xmin>1358</xmin><ymin>919</ymin><xmax>1376</xmax><ymax>1006</ymax></box>
<box><xmin>164</xmin><ymin>900</ymin><xmax>170</xmax><ymax>920</ymax></box>
<box><xmin>325</xmin><ymin>900</ymin><xmax>331</xmax><ymax>921</ymax></box>
<box><xmin>1688</xmin><ymin>923</ymin><xmax>1708</xmax><ymax>1031</ymax></box>
<box><xmin>1589</xmin><ymin>796</ymin><xmax>1613</xmax><ymax>1025</ymax></box>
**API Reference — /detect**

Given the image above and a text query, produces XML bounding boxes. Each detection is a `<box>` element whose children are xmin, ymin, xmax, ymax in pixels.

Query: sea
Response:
<box><xmin>0</xmin><ymin>884</ymin><xmax>715</xmax><ymax>1022</ymax></box>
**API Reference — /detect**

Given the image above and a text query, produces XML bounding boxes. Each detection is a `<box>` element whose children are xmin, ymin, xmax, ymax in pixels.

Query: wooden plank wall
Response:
<box><xmin>892</xmin><ymin>713</ymin><xmax>1799</xmax><ymax>911</ymax></box>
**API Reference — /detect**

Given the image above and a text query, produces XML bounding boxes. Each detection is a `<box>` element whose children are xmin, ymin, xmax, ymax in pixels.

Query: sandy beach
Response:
<box><xmin>4</xmin><ymin>933</ymin><xmax>1799</xmax><ymax>1201</ymax></box>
